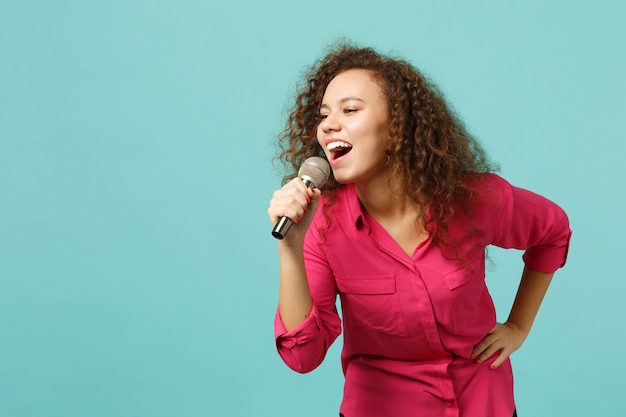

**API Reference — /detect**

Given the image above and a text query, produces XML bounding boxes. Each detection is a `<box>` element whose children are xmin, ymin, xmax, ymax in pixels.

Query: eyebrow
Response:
<box><xmin>320</xmin><ymin>97</ymin><xmax>365</xmax><ymax>108</ymax></box>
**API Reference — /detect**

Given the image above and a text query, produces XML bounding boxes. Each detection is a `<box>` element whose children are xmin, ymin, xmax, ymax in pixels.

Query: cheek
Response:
<box><xmin>374</xmin><ymin>121</ymin><xmax>390</xmax><ymax>145</ymax></box>
<box><xmin>316</xmin><ymin>124</ymin><xmax>324</xmax><ymax>141</ymax></box>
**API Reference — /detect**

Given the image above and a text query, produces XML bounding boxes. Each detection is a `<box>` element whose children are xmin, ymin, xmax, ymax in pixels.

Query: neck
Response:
<box><xmin>355</xmin><ymin>178</ymin><xmax>429</xmax><ymax>256</ymax></box>
<box><xmin>355</xmin><ymin>176</ymin><xmax>417</xmax><ymax>221</ymax></box>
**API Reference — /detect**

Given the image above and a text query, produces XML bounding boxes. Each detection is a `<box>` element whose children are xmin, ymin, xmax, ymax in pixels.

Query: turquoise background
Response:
<box><xmin>1</xmin><ymin>1</ymin><xmax>624</xmax><ymax>416</ymax></box>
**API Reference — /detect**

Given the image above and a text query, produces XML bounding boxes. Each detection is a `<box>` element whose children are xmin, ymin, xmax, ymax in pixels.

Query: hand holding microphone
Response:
<box><xmin>269</xmin><ymin>157</ymin><xmax>331</xmax><ymax>240</ymax></box>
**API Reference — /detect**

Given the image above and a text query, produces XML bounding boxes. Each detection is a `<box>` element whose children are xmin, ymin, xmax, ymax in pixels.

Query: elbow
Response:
<box><xmin>276</xmin><ymin>342</ymin><xmax>326</xmax><ymax>374</ymax></box>
<box><xmin>287</xmin><ymin>361</ymin><xmax>321</xmax><ymax>374</ymax></box>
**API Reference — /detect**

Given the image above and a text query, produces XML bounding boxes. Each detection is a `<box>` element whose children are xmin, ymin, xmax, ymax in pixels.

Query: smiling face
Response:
<box><xmin>317</xmin><ymin>69</ymin><xmax>391</xmax><ymax>187</ymax></box>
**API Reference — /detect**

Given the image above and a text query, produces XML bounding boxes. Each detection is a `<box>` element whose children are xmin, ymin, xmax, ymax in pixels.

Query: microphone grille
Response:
<box><xmin>298</xmin><ymin>157</ymin><xmax>331</xmax><ymax>189</ymax></box>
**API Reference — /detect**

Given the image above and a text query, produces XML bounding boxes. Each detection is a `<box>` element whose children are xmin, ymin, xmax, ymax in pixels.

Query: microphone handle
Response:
<box><xmin>271</xmin><ymin>177</ymin><xmax>314</xmax><ymax>240</ymax></box>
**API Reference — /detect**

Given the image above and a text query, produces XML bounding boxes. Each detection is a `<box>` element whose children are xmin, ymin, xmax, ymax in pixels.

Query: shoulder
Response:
<box><xmin>465</xmin><ymin>172</ymin><xmax>511</xmax><ymax>197</ymax></box>
<box><xmin>466</xmin><ymin>173</ymin><xmax>568</xmax><ymax>216</ymax></box>
<box><xmin>446</xmin><ymin>173</ymin><xmax>516</xmax><ymax>247</ymax></box>
<box><xmin>461</xmin><ymin>172</ymin><xmax>514</xmax><ymax>213</ymax></box>
<box><xmin>460</xmin><ymin>172</ymin><xmax>558</xmax><ymax>224</ymax></box>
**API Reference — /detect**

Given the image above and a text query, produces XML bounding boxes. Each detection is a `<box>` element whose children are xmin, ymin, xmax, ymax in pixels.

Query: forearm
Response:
<box><xmin>506</xmin><ymin>265</ymin><xmax>554</xmax><ymax>333</ymax></box>
<box><xmin>278</xmin><ymin>242</ymin><xmax>313</xmax><ymax>332</ymax></box>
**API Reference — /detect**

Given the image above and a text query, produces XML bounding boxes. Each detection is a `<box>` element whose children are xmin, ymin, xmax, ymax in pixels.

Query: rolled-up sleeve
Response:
<box><xmin>275</xmin><ymin>304</ymin><xmax>331</xmax><ymax>373</ymax></box>
<box><xmin>274</xmin><ymin>214</ymin><xmax>342</xmax><ymax>373</ymax></box>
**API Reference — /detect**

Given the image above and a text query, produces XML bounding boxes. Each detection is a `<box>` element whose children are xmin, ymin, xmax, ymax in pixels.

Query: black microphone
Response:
<box><xmin>272</xmin><ymin>156</ymin><xmax>331</xmax><ymax>239</ymax></box>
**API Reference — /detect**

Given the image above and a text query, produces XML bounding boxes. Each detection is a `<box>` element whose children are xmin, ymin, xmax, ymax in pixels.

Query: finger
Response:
<box><xmin>472</xmin><ymin>332</ymin><xmax>505</xmax><ymax>363</ymax></box>
<box><xmin>291</xmin><ymin>177</ymin><xmax>314</xmax><ymax>194</ymax></box>
<box><xmin>269</xmin><ymin>192</ymin><xmax>309</xmax><ymax>218</ymax></box>
<box><xmin>268</xmin><ymin>185</ymin><xmax>311</xmax><ymax>223</ymax></box>
<box><xmin>272</xmin><ymin>187</ymin><xmax>318</xmax><ymax>231</ymax></box>
<box><xmin>471</xmin><ymin>331</ymin><xmax>499</xmax><ymax>359</ymax></box>
<box><xmin>474</xmin><ymin>343</ymin><xmax>503</xmax><ymax>364</ymax></box>
<box><xmin>280</xmin><ymin>206</ymin><xmax>306</xmax><ymax>224</ymax></box>
<box><xmin>276</xmin><ymin>191</ymin><xmax>309</xmax><ymax>211</ymax></box>
<box><xmin>489</xmin><ymin>348</ymin><xmax>512</xmax><ymax>369</ymax></box>
<box><xmin>472</xmin><ymin>338</ymin><xmax>490</xmax><ymax>358</ymax></box>
<box><xmin>305</xmin><ymin>188</ymin><xmax>321</xmax><ymax>208</ymax></box>
<box><xmin>268</xmin><ymin>200</ymin><xmax>304</xmax><ymax>225</ymax></box>
<box><xmin>308</xmin><ymin>186</ymin><xmax>321</xmax><ymax>197</ymax></box>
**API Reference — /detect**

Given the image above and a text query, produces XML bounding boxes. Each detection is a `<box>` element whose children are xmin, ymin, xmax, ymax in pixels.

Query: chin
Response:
<box><xmin>330</xmin><ymin>171</ymin><xmax>352</xmax><ymax>185</ymax></box>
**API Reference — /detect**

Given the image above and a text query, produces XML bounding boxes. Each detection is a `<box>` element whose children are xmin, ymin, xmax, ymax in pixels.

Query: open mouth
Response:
<box><xmin>327</xmin><ymin>141</ymin><xmax>353</xmax><ymax>161</ymax></box>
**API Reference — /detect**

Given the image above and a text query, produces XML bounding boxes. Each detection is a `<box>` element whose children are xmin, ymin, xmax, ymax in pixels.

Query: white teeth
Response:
<box><xmin>327</xmin><ymin>141</ymin><xmax>352</xmax><ymax>151</ymax></box>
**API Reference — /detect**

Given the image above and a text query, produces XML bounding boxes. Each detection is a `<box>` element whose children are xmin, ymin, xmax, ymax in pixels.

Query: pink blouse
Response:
<box><xmin>274</xmin><ymin>174</ymin><xmax>571</xmax><ymax>417</ymax></box>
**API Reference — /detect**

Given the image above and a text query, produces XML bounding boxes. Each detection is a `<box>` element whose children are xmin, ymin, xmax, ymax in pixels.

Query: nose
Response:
<box><xmin>319</xmin><ymin>111</ymin><xmax>341</xmax><ymax>133</ymax></box>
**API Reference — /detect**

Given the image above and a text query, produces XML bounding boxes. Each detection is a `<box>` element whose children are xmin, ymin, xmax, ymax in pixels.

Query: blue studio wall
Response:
<box><xmin>1</xmin><ymin>1</ymin><xmax>624</xmax><ymax>416</ymax></box>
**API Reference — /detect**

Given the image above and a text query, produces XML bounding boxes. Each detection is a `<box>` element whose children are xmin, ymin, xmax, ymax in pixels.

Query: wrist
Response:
<box><xmin>504</xmin><ymin>320</ymin><xmax>531</xmax><ymax>336</ymax></box>
<box><xmin>278</xmin><ymin>238</ymin><xmax>304</xmax><ymax>253</ymax></box>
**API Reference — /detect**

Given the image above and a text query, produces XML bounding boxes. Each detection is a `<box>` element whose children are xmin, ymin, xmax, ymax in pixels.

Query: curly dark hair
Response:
<box><xmin>276</xmin><ymin>41</ymin><xmax>497</xmax><ymax>251</ymax></box>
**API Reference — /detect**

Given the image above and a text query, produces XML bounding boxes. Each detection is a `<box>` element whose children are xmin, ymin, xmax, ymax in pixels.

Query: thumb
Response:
<box><xmin>299</xmin><ymin>187</ymin><xmax>322</xmax><ymax>226</ymax></box>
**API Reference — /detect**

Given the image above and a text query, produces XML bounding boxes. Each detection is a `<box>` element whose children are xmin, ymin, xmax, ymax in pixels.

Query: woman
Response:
<box><xmin>267</xmin><ymin>43</ymin><xmax>571</xmax><ymax>417</ymax></box>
